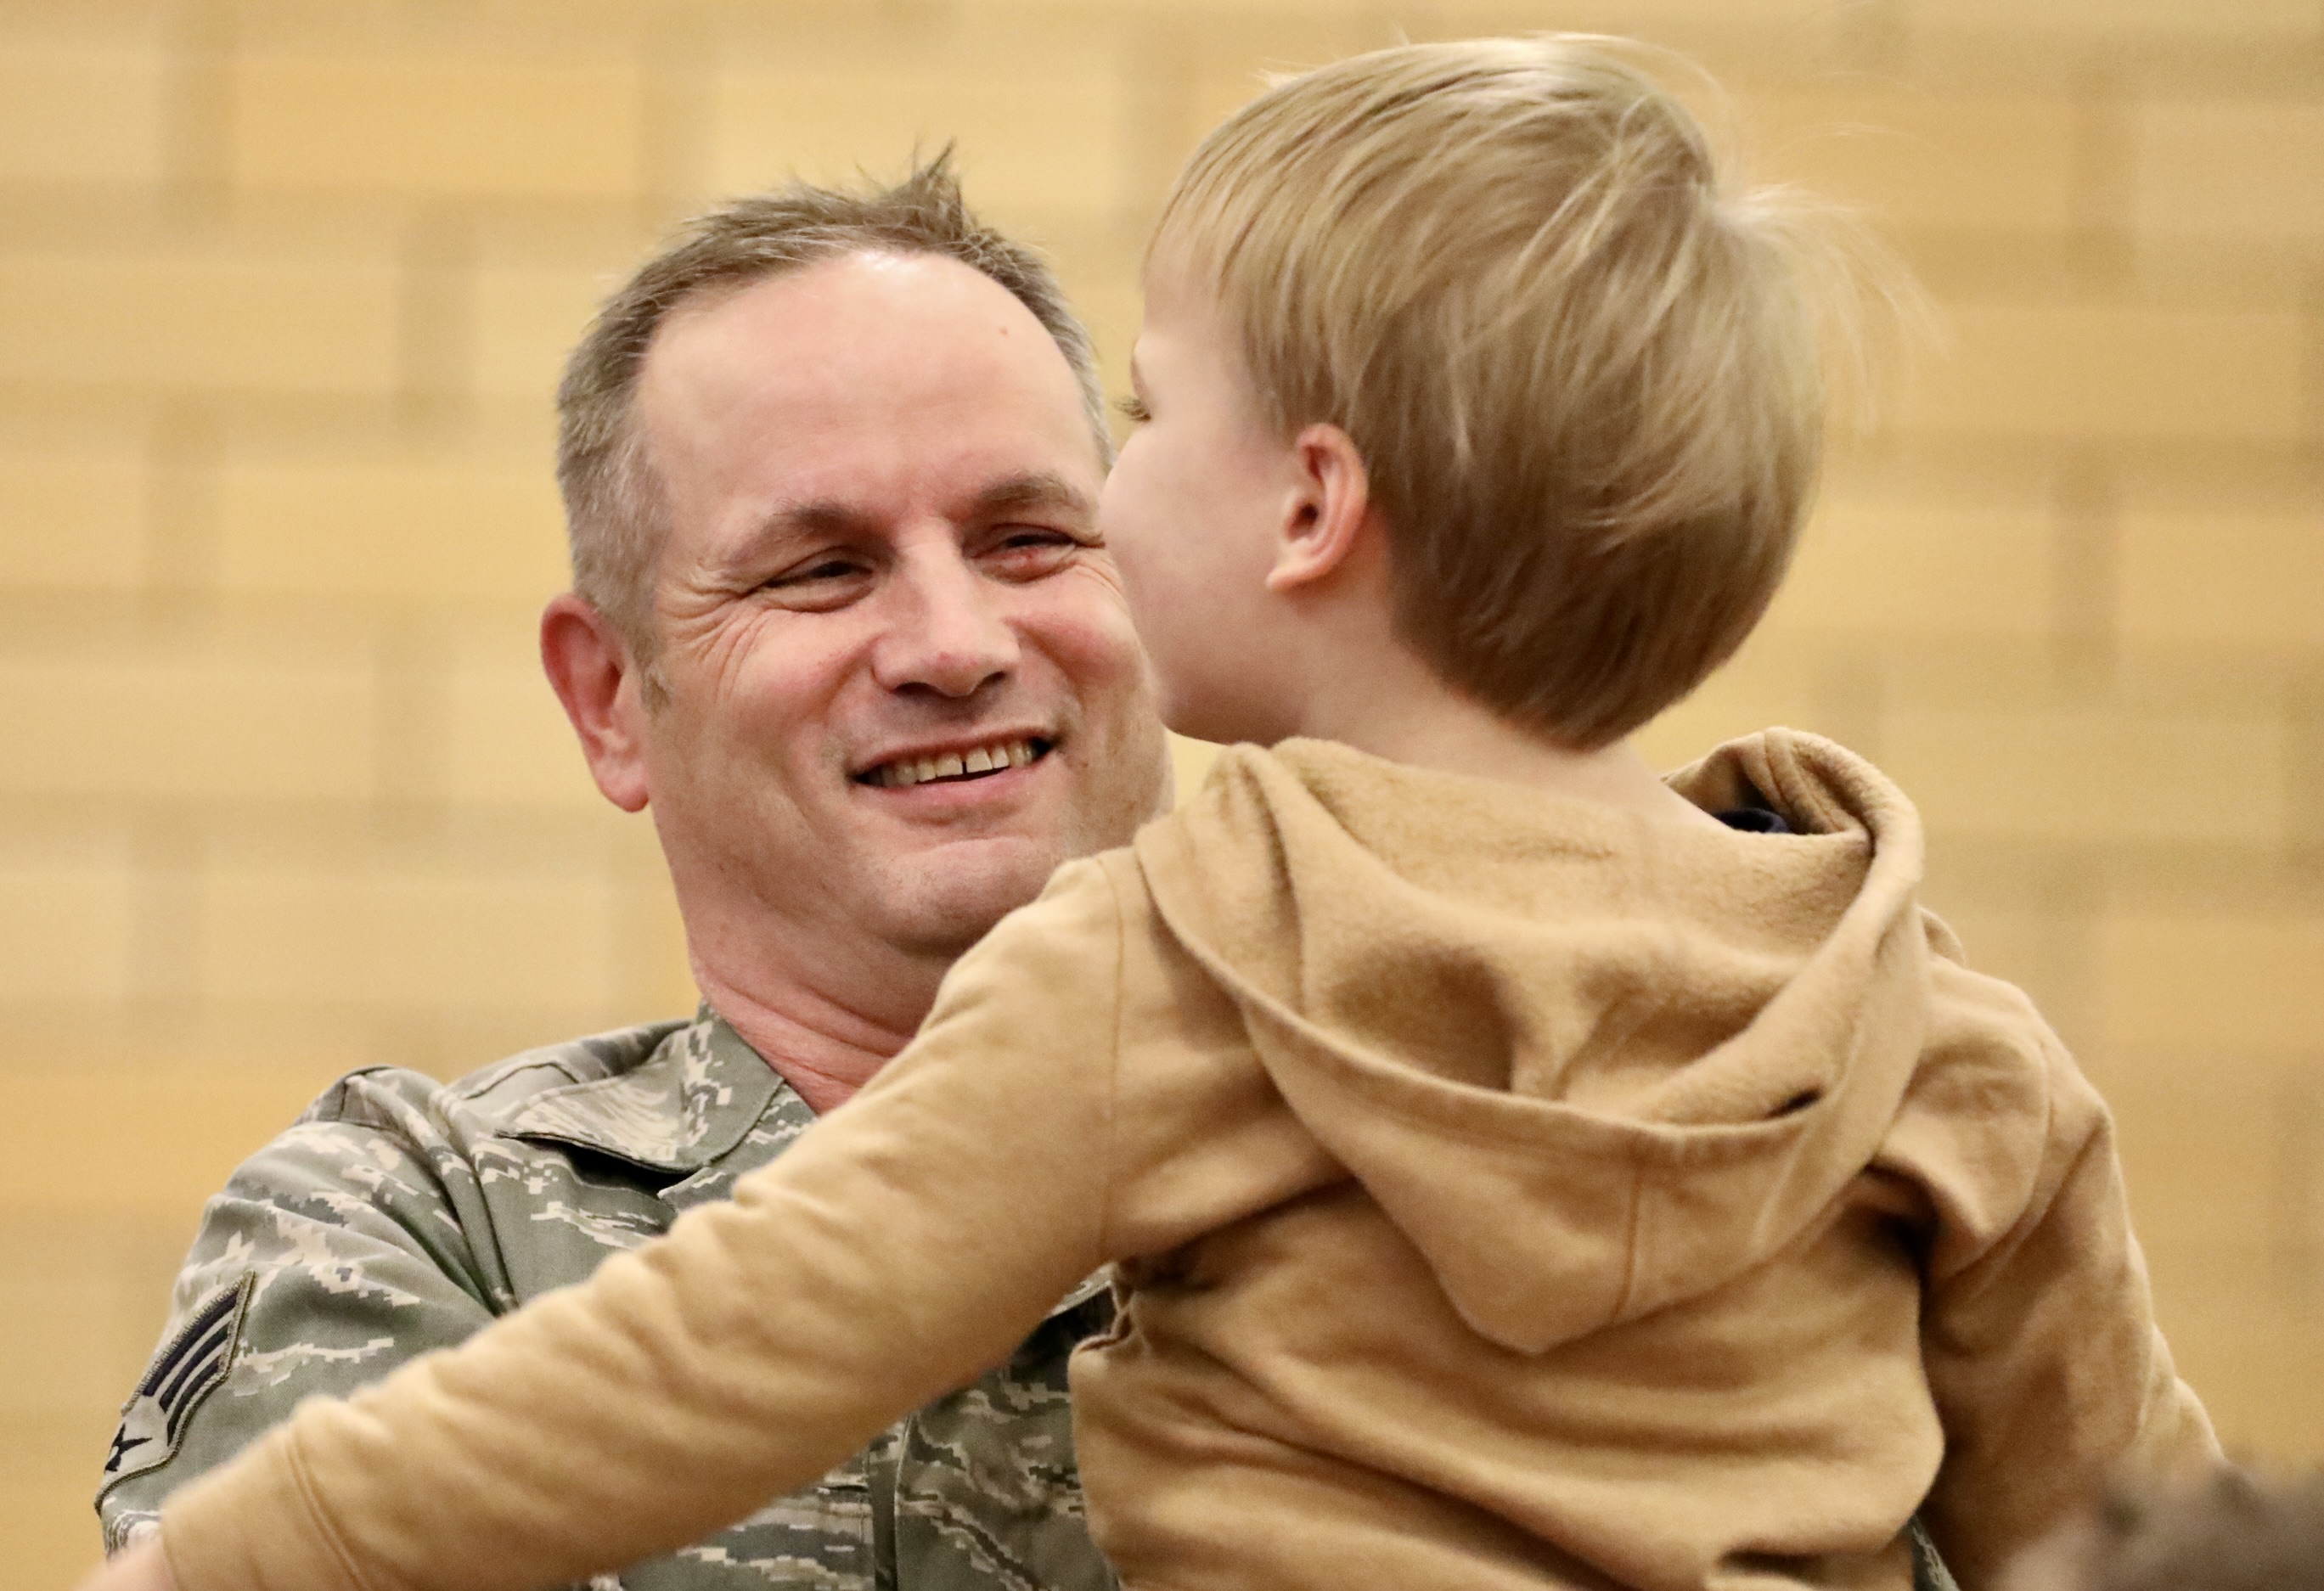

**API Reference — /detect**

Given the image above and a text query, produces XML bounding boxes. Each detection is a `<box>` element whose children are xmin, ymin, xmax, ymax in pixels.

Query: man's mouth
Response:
<box><xmin>857</xmin><ymin>737</ymin><xmax>1053</xmax><ymax>790</ymax></box>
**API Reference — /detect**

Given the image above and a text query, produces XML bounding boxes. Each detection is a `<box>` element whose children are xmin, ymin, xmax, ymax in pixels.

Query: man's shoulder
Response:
<box><xmin>298</xmin><ymin>1016</ymin><xmax>699</xmax><ymax>1143</ymax></box>
<box><xmin>93</xmin><ymin>1015</ymin><xmax>721</xmax><ymax>1549</ymax></box>
<box><xmin>232</xmin><ymin>1008</ymin><xmax>803</xmax><ymax>1236</ymax></box>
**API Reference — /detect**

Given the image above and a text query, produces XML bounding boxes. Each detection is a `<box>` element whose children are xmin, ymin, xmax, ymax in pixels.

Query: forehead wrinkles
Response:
<box><xmin>636</xmin><ymin>269</ymin><xmax>1103</xmax><ymax>595</ymax></box>
<box><xmin>647</xmin><ymin>257</ymin><xmax>1067</xmax><ymax>419</ymax></box>
<box><xmin>644</xmin><ymin>332</ymin><xmax>1091</xmax><ymax>513</ymax></box>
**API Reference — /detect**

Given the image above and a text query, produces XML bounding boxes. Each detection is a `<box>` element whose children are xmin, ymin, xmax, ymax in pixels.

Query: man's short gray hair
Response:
<box><xmin>556</xmin><ymin>151</ymin><xmax>1109</xmax><ymax>661</ymax></box>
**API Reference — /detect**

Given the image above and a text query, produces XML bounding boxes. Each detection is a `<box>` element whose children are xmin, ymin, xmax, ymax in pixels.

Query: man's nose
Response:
<box><xmin>869</xmin><ymin>544</ymin><xmax>1021</xmax><ymax>699</ymax></box>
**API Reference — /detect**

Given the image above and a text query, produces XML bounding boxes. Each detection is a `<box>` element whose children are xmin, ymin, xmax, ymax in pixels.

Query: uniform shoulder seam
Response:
<box><xmin>295</xmin><ymin>1065</ymin><xmax>452</xmax><ymax>1129</ymax></box>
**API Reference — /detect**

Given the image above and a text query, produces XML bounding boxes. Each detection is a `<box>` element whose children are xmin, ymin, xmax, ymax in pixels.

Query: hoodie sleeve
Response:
<box><xmin>1905</xmin><ymin>962</ymin><xmax>2219</xmax><ymax>1588</ymax></box>
<box><xmin>155</xmin><ymin>857</ymin><xmax>1130</xmax><ymax>1591</ymax></box>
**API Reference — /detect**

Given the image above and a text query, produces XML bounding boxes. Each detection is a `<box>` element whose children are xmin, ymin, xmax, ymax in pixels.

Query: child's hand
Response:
<box><xmin>73</xmin><ymin>1537</ymin><xmax>177</xmax><ymax>1591</ymax></box>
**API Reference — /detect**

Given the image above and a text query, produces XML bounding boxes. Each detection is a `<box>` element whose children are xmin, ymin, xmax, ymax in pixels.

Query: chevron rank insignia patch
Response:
<box><xmin>102</xmin><ymin>1277</ymin><xmax>252</xmax><ymax>1484</ymax></box>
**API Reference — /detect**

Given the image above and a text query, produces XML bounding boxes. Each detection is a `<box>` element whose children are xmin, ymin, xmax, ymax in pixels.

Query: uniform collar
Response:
<box><xmin>501</xmin><ymin>1006</ymin><xmax>1115</xmax><ymax>1321</ymax></box>
<box><xmin>500</xmin><ymin>1007</ymin><xmax>791</xmax><ymax>1175</ymax></box>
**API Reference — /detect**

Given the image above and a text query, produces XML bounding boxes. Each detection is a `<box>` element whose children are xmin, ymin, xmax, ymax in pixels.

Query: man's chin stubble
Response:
<box><xmin>869</xmin><ymin>841</ymin><xmax>1072</xmax><ymax>960</ymax></box>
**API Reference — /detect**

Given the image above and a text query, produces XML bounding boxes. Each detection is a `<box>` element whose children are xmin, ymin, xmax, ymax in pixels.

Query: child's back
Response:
<box><xmin>1070</xmin><ymin>733</ymin><xmax>2209</xmax><ymax>1591</ymax></box>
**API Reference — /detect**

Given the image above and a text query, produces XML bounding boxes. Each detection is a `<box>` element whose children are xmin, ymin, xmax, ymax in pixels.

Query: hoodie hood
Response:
<box><xmin>1131</xmin><ymin>729</ymin><xmax>1935</xmax><ymax>1355</ymax></box>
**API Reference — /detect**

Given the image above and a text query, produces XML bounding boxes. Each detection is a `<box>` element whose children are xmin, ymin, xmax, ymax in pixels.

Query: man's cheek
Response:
<box><xmin>1048</xmin><ymin>544</ymin><xmax>1135</xmax><ymax>606</ymax></box>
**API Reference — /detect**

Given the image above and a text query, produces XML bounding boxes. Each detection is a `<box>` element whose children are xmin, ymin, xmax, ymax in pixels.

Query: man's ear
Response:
<box><xmin>540</xmin><ymin>593</ymin><xmax>652</xmax><ymax>813</ymax></box>
<box><xmin>1266</xmin><ymin>423</ymin><xmax>1376</xmax><ymax>594</ymax></box>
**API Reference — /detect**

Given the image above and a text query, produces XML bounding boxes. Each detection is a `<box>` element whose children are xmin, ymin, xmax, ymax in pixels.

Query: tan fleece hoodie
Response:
<box><xmin>162</xmin><ymin>732</ymin><xmax>2216</xmax><ymax>1591</ymax></box>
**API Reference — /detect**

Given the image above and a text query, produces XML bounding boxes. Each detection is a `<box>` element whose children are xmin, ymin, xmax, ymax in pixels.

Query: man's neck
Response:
<box><xmin>689</xmin><ymin>942</ymin><xmax>945</xmax><ymax>1115</ymax></box>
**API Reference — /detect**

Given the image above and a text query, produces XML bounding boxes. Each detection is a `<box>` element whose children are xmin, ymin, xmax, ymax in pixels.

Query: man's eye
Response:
<box><xmin>986</xmin><ymin>530</ymin><xmax>1085</xmax><ymax>575</ymax></box>
<box><xmin>773</xmin><ymin>559</ymin><xmax>864</xmax><ymax>586</ymax></box>
<box><xmin>759</xmin><ymin>557</ymin><xmax>874</xmax><ymax>609</ymax></box>
<box><xmin>1115</xmin><ymin>395</ymin><xmax>1151</xmax><ymax>424</ymax></box>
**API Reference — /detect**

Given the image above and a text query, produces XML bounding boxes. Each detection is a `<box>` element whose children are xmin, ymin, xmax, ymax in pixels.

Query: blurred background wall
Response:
<box><xmin>1</xmin><ymin>0</ymin><xmax>2319</xmax><ymax>1582</ymax></box>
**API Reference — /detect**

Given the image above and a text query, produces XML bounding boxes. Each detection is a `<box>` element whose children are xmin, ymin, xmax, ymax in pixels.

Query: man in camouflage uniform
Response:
<box><xmin>98</xmin><ymin>1016</ymin><xmax>1113</xmax><ymax>1589</ymax></box>
<box><xmin>96</xmin><ymin>155</ymin><xmax>1170</xmax><ymax>1591</ymax></box>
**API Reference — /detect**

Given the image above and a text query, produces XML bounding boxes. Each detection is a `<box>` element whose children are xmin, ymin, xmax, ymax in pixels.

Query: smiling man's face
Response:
<box><xmin>632</xmin><ymin>250</ymin><xmax>1168</xmax><ymax>960</ymax></box>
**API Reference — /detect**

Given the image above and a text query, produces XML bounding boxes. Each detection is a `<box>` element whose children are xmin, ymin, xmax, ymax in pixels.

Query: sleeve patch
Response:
<box><xmin>101</xmin><ymin>1276</ymin><xmax>253</xmax><ymax>1486</ymax></box>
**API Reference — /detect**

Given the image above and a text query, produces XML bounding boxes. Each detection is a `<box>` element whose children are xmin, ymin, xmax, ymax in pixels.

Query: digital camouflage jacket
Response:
<box><xmin>96</xmin><ymin>1011</ymin><xmax>1117</xmax><ymax>1591</ymax></box>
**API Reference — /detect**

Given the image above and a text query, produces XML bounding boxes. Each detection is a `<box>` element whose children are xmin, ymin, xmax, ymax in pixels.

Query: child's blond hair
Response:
<box><xmin>1152</xmin><ymin>35</ymin><xmax>1851</xmax><ymax>747</ymax></box>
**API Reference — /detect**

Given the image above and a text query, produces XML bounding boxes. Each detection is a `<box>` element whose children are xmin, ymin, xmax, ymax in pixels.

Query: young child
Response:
<box><xmin>111</xmin><ymin>36</ymin><xmax>2218</xmax><ymax>1591</ymax></box>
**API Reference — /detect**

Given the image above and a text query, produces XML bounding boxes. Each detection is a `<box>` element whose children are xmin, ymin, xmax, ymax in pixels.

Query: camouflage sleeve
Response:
<box><xmin>1909</xmin><ymin>1517</ymin><xmax>1961</xmax><ymax>1591</ymax></box>
<box><xmin>95</xmin><ymin>1070</ymin><xmax>509</xmax><ymax>1554</ymax></box>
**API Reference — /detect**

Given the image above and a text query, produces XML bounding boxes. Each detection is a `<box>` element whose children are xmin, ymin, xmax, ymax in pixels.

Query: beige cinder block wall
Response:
<box><xmin>2</xmin><ymin>0</ymin><xmax>2318</xmax><ymax>1583</ymax></box>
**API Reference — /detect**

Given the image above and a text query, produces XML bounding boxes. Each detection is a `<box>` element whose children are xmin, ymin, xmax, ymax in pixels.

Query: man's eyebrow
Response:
<box><xmin>704</xmin><ymin>499</ymin><xmax>876</xmax><ymax>578</ymax></box>
<box><xmin>760</xmin><ymin>499</ymin><xmax>876</xmax><ymax>538</ymax></box>
<box><xmin>965</xmin><ymin>471</ymin><xmax>1095</xmax><ymax>522</ymax></box>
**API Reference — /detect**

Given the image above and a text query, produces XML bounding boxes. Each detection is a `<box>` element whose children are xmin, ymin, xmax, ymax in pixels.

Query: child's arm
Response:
<box><xmin>155</xmin><ymin>857</ymin><xmax>1134</xmax><ymax>1591</ymax></box>
<box><xmin>1910</xmin><ymin>964</ymin><xmax>2219</xmax><ymax>1588</ymax></box>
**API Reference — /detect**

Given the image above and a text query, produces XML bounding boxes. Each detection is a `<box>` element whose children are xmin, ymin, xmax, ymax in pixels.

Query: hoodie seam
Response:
<box><xmin>1607</xmin><ymin>788</ymin><xmax>1655</xmax><ymax>1330</ymax></box>
<box><xmin>1938</xmin><ymin>1026</ymin><xmax>2074</xmax><ymax>1296</ymax></box>
<box><xmin>1611</xmin><ymin>1158</ymin><xmax>1647</xmax><ymax>1326</ymax></box>
<box><xmin>1094</xmin><ymin>854</ymin><xmax>1131</xmax><ymax>1265</ymax></box>
<box><xmin>277</xmin><ymin>1419</ymin><xmax>380</xmax><ymax>1591</ymax></box>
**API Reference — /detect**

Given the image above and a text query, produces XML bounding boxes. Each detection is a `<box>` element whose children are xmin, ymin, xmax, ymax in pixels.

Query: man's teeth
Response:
<box><xmin>869</xmin><ymin>739</ymin><xmax>1042</xmax><ymax>789</ymax></box>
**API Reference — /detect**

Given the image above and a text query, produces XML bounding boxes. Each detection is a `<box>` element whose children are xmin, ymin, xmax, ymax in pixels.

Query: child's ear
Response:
<box><xmin>1267</xmin><ymin>423</ymin><xmax>1375</xmax><ymax>594</ymax></box>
